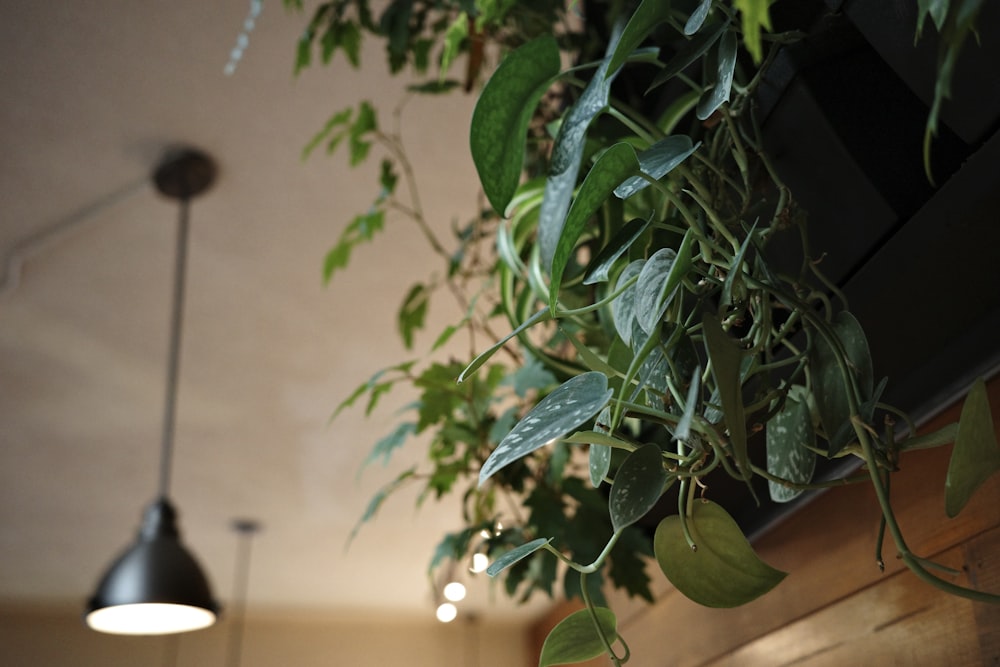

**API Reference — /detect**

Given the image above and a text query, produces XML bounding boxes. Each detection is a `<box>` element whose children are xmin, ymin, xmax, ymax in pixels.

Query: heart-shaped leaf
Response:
<box><xmin>486</xmin><ymin>538</ymin><xmax>551</xmax><ymax>577</ymax></box>
<box><xmin>539</xmin><ymin>608</ymin><xmax>618</xmax><ymax>667</ymax></box>
<box><xmin>654</xmin><ymin>500</ymin><xmax>786</xmax><ymax>607</ymax></box>
<box><xmin>550</xmin><ymin>143</ymin><xmax>641</xmax><ymax>312</ymax></box>
<box><xmin>945</xmin><ymin>378</ymin><xmax>1000</xmax><ymax>517</ymax></box>
<box><xmin>479</xmin><ymin>372</ymin><xmax>613</xmax><ymax>485</ymax></box>
<box><xmin>614</xmin><ymin>136</ymin><xmax>699</xmax><ymax>199</ymax></box>
<box><xmin>610</xmin><ymin>444</ymin><xmax>667</xmax><ymax>532</ymax></box>
<box><xmin>470</xmin><ymin>35</ymin><xmax>560</xmax><ymax>215</ymax></box>
<box><xmin>635</xmin><ymin>248</ymin><xmax>677</xmax><ymax>335</ymax></box>
<box><xmin>766</xmin><ymin>386</ymin><xmax>816</xmax><ymax>503</ymax></box>
<box><xmin>612</xmin><ymin>260</ymin><xmax>645</xmax><ymax>345</ymax></box>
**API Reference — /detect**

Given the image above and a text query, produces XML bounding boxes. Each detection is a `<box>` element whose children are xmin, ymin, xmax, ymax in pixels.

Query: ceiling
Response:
<box><xmin>0</xmin><ymin>1</ymin><xmax>542</xmax><ymax>622</ymax></box>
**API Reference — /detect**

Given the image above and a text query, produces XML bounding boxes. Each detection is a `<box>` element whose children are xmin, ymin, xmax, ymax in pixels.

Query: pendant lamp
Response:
<box><xmin>85</xmin><ymin>148</ymin><xmax>220</xmax><ymax>635</ymax></box>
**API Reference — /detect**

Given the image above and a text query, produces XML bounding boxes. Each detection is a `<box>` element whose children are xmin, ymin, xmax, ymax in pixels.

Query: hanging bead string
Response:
<box><xmin>224</xmin><ymin>0</ymin><xmax>264</xmax><ymax>76</ymax></box>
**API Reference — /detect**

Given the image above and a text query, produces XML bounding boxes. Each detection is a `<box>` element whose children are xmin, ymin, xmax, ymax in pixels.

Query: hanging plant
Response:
<box><xmin>282</xmin><ymin>0</ymin><xmax>1000</xmax><ymax>663</ymax></box>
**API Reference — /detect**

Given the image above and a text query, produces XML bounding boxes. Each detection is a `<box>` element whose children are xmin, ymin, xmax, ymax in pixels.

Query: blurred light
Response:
<box><xmin>443</xmin><ymin>582</ymin><xmax>467</xmax><ymax>602</ymax></box>
<box><xmin>470</xmin><ymin>553</ymin><xmax>489</xmax><ymax>573</ymax></box>
<box><xmin>436</xmin><ymin>602</ymin><xmax>458</xmax><ymax>623</ymax></box>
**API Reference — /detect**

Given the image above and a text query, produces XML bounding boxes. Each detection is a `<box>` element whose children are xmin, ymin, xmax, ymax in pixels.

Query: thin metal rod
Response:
<box><xmin>226</xmin><ymin>520</ymin><xmax>260</xmax><ymax>667</ymax></box>
<box><xmin>158</xmin><ymin>197</ymin><xmax>191</xmax><ymax>499</ymax></box>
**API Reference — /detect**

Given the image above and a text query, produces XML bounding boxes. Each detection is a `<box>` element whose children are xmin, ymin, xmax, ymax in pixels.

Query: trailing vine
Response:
<box><xmin>281</xmin><ymin>0</ymin><xmax>999</xmax><ymax>663</ymax></box>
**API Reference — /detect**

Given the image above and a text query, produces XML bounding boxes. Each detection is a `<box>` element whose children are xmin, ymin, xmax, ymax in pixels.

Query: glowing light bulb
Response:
<box><xmin>470</xmin><ymin>553</ymin><xmax>489</xmax><ymax>573</ymax></box>
<box><xmin>443</xmin><ymin>582</ymin><xmax>466</xmax><ymax>602</ymax></box>
<box><xmin>436</xmin><ymin>602</ymin><xmax>458</xmax><ymax>623</ymax></box>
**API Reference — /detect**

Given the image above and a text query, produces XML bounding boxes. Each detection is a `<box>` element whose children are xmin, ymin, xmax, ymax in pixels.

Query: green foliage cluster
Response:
<box><xmin>284</xmin><ymin>0</ymin><xmax>1000</xmax><ymax>664</ymax></box>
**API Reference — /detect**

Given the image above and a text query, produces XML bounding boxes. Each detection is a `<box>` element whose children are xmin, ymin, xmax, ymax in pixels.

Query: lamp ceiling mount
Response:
<box><xmin>153</xmin><ymin>148</ymin><xmax>216</xmax><ymax>202</ymax></box>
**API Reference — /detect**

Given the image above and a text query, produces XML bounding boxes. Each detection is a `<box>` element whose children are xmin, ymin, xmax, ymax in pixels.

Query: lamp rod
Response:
<box><xmin>152</xmin><ymin>148</ymin><xmax>217</xmax><ymax>499</ymax></box>
<box><xmin>158</xmin><ymin>199</ymin><xmax>190</xmax><ymax>499</ymax></box>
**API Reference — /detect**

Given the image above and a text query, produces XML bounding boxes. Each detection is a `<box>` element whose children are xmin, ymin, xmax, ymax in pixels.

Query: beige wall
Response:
<box><xmin>0</xmin><ymin>604</ymin><xmax>531</xmax><ymax>667</ymax></box>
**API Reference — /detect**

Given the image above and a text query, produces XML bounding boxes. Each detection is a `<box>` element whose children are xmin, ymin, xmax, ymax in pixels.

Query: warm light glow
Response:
<box><xmin>436</xmin><ymin>602</ymin><xmax>458</xmax><ymax>623</ymax></box>
<box><xmin>86</xmin><ymin>603</ymin><xmax>216</xmax><ymax>635</ymax></box>
<box><xmin>443</xmin><ymin>581</ymin><xmax>467</xmax><ymax>602</ymax></box>
<box><xmin>470</xmin><ymin>553</ymin><xmax>489</xmax><ymax>573</ymax></box>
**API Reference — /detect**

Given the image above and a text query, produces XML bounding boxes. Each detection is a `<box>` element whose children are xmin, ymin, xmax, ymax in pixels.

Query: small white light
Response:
<box><xmin>480</xmin><ymin>529</ymin><xmax>491</xmax><ymax>539</ymax></box>
<box><xmin>470</xmin><ymin>553</ymin><xmax>489</xmax><ymax>573</ymax></box>
<box><xmin>436</xmin><ymin>602</ymin><xmax>458</xmax><ymax>623</ymax></box>
<box><xmin>443</xmin><ymin>581</ymin><xmax>467</xmax><ymax>602</ymax></box>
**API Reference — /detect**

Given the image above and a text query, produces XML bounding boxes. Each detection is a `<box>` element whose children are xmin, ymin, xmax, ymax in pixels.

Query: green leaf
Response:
<box><xmin>766</xmin><ymin>386</ymin><xmax>816</xmax><ymax>503</ymax></box>
<box><xmin>407</xmin><ymin>79</ymin><xmax>462</xmax><ymax>94</ymax></box>
<box><xmin>323</xmin><ymin>209</ymin><xmax>386</xmax><ymax>284</ymax></box>
<box><xmin>945</xmin><ymin>378</ymin><xmax>1000</xmax><ymax>517</ymax></box>
<box><xmin>470</xmin><ymin>35</ymin><xmax>560</xmax><ymax>215</ymax></box>
<box><xmin>721</xmin><ymin>222</ymin><xmax>757</xmax><ymax>307</ymax></box>
<box><xmin>685</xmin><ymin>0</ymin><xmax>713</xmax><ymax>35</ymax></box>
<box><xmin>479</xmin><ymin>372</ymin><xmax>613</xmax><ymax>485</ymax></box>
<box><xmin>503</xmin><ymin>355</ymin><xmax>557</xmax><ymax>398</ymax></box>
<box><xmin>635</xmin><ymin>230</ymin><xmax>694</xmax><ymax>335</ymax></box>
<box><xmin>539</xmin><ymin>608</ymin><xmax>618</xmax><ymax>667</ymax></box>
<box><xmin>398</xmin><ymin>283</ymin><xmax>429</xmax><ymax>350</ymax></box>
<box><xmin>588</xmin><ymin>410</ymin><xmax>613</xmax><ymax>487</ymax></box>
<box><xmin>538</xmin><ymin>28</ymin><xmax>626</xmax><ymax>273</ymax></box>
<box><xmin>609</xmin><ymin>526</ymin><xmax>655</xmax><ymax>602</ymax></box>
<box><xmin>583</xmin><ymin>216</ymin><xmax>651</xmax><ymax>285</ymax></box>
<box><xmin>549</xmin><ymin>143</ymin><xmax>640</xmax><ymax>311</ymax></box>
<box><xmin>734</xmin><ymin>0</ymin><xmax>774</xmax><ymax>63</ymax></box>
<box><xmin>302</xmin><ymin>106</ymin><xmax>353</xmax><ymax>161</ymax></box>
<box><xmin>486</xmin><ymin>538</ymin><xmax>551</xmax><ymax>577</ymax></box>
<box><xmin>348</xmin><ymin>100</ymin><xmax>377</xmax><ymax>166</ymax></box>
<box><xmin>654</xmin><ymin>500</ymin><xmax>787</xmax><ymax>607</ymax></box>
<box><xmin>648</xmin><ymin>20</ymin><xmax>728</xmax><ymax>93</ymax></box>
<box><xmin>609</xmin><ymin>444</ymin><xmax>667</xmax><ymax>533</ymax></box>
<box><xmin>810</xmin><ymin>311</ymin><xmax>874</xmax><ymax>455</ymax></box>
<box><xmin>440</xmin><ymin>12</ymin><xmax>469</xmax><ymax>79</ymax></box>
<box><xmin>606</xmin><ymin>0</ymin><xmax>675</xmax><ymax>76</ymax></box>
<box><xmin>613</xmin><ymin>135</ymin><xmax>699</xmax><ymax>199</ymax></box>
<box><xmin>348</xmin><ymin>467</ymin><xmax>416</xmax><ymax>545</ymax></box>
<box><xmin>611</xmin><ymin>260</ymin><xmax>645</xmax><ymax>346</ymax></box>
<box><xmin>329</xmin><ymin>360</ymin><xmax>416</xmax><ymax>422</ymax></box>
<box><xmin>696</xmin><ymin>29</ymin><xmax>738</xmax><ymax>120</ymax></box>
<box><xmin>459</xmin><ymin>307</ymin><xmax>552</xmax><ymax>382</ymax></box>
<box><xmin>918</xmin><ymin>0</ymin><xmax>951</xmax><ymax>34</ymax></box>
<box><xmin>360</xmin><ymin>422</ymin><xmax>416</xmax><ymax>472</ymax></box>
<box><xmin>674</xmin><ymin>366</ymin><xmax>702</xmax><ymax>443</ymax></box>
<box><xmin>702</xmin><ymin>313</ymin><xmax>749</xmax><ymax>478</ymax></box>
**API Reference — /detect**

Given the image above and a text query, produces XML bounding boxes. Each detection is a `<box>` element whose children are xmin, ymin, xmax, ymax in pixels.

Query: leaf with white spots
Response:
<box><xmin>635</xmin><ymin>249</ymin><xmax>677</xmax><ymax>335</ymax></box>
<box><xmin>610</xmin><ymin>444</ymin><xmax>668</xmax><ymax>533</ymax></box>
<box><xmin>479</xmin><ymin>372</ymin><xmax>613</xmax><ymax>485</ymax></box>
<box><xmin>766</xmin><ymin>386</ymin><xmax>816</xmax><ymax>503</ymax></box>
<box><xmin>612</xmin><ymin>260</ymin><xmax>645</xmax><ymax>346</ymax></box>
<box><xmin>486</xmin><ymin>538</ymin><xmax>551</xmax><ymax>577</ymax></box>
<box><xmin>589</xmin><ymin>407</ymin><xmax>613</xmax><ymax>487</ymax></box>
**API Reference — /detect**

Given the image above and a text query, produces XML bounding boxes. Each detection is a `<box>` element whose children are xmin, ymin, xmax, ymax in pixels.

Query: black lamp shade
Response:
<box><xmin>86</xmin><ymin>498</ymin><xmax>218</xmax><ymax>635</ymax></box>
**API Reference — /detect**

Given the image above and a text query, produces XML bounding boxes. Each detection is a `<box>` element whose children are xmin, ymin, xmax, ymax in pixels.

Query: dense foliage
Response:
<box><xmin>283</xmin><ymin>0</ymin><xmax>999</xmax><ymax>663</ymax></box>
